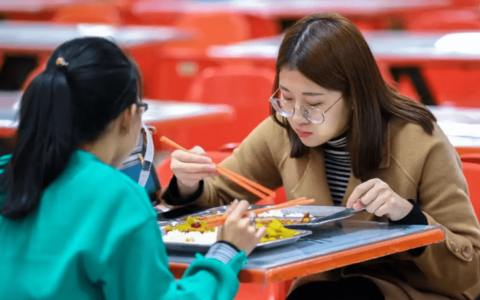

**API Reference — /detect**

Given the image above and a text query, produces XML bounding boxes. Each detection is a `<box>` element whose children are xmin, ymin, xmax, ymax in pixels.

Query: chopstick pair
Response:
<box><xmin>159</xmin><ymin>136</ymin><xmax>276</xmax><ymax>200</ymax></box>
<box><xmin>204</xmin><ymin>197</ymin><xmax>315</xmax><ymax>228</ymax></box>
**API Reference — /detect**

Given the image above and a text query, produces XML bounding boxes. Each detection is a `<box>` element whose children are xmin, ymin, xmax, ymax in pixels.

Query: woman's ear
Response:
<box><xmin>119</xmin><ymin>104</ymin><xmax>137</xmax><ymax>134</ymax></box>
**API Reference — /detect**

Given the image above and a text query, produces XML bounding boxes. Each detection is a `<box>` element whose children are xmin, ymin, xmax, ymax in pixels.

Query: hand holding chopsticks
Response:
<box><xmin>160</xmin><ymin>136</ymin><xmax>276</xmax><ymax>201</ymax></box>
<box><xmin>216</xmin><ymin>199</ymin><xmax>267</xmax><ymax>255</ymax></box>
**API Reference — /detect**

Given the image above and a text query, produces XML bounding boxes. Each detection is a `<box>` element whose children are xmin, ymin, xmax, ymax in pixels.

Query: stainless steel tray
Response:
<box><xmin>174</xmin><ymin>205</ymin><xmax>358</xmax><ymax>228</ymax></box>
<box><xmin>161</xmin><ymin>223</ymin><xmax>312</xmax><ymax>252</ymax></box>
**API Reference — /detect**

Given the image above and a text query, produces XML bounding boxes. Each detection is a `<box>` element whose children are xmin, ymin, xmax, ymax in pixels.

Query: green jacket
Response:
<box><xmin>0</xmin><ymin>151</ymin><xmax>246</xmax><ymax>300</ymax></box>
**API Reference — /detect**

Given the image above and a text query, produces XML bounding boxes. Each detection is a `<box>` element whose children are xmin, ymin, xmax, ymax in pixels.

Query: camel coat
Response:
<box><xmin>162</xmin><ymin>116</ymin><xmax>480</xmax><ymax>300</ymax></box>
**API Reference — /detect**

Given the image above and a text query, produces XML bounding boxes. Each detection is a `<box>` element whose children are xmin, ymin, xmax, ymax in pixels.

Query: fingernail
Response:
<box><xmin>204</xmin><ymin>157</ymin><xmax>212</xmax><ymax>163</ymax></box>
<box><xmin>353</xmin><ymin>202</ymin><xmax>363</xmax><ymax>211</ymax></box>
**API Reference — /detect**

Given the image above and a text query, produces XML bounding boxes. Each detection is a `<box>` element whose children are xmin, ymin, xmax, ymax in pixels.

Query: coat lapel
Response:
<box><xmin>290</xmin><ymin>148</ymin><xmax>334</xmax><ymax>206</ymax></box>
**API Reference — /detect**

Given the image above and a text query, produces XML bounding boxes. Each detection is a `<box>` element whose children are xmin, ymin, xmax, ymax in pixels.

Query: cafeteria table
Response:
<box><xmin>133</xmin><ymin>0</ymin><xmax>450</xmax><ymax>21</ymax></box>
<box><xmin>2</xmin><ymin>91</ymin><xmax>480</xmax><ymax>153</ymax></box>
<box><xmin>168</xmin><ymin>220</ymin><xmax>444</xmax><ymax>284</ymax></box>
<box><xmin>208</xmin><ymin>31</ymin><xmax>480</xmax><ymax>105</ymax></box>
<box><xmin>0</xmin><ymin>91</ymin><xmax>234</xmax><ymax>138</ymax></box>
<box><xmin>209</xmin><ymin>31</ymin><xmax>480</xmax><ymax>66</ymax></box>
<box><xmin>0</xmin><ymin>21</ymin><xmax>193</xmax><ymax>55</ymax></box>
<box><xmin>0</xmin><ymin>0</ymin><xmax>105</xmax><ymax>14</ymax></box>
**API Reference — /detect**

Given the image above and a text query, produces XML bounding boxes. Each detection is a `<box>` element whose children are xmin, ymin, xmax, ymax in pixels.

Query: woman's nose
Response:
<box><xmin>291</xmin><ymin>107</ymin><xmax>308</xmax><ymax>124</ymax></box>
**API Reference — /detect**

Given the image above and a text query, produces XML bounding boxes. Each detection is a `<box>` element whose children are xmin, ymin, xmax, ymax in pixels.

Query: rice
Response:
<box><xmin>163</xmin><ymin>228</ymin><xmax>218</xmax><ymax>245</ymax></box>
<box><xmin>285</xmin><ymin>213</ymin><xmax>305</xmax><ymax>218</ymax></box>
<box><xmin>258</xmin><ymin>210</ymin><xmax>284</xmax><ymax>218</ymax></box>
<box><xmin>258</xmin><ymin>210</ymin><xmax>306</xmax><ymax>218</ymax></box>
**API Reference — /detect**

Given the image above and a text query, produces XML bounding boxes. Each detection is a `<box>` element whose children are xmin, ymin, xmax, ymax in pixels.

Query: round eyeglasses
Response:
<box><xmin>136</xmin><ymin>101</ymin><xmax>148</xmax><ymax>113</ymax></box>
<box><xmin>269</xmin><ymin>88</ymin><xmax>342</xmax><ymax>124</ymax></box>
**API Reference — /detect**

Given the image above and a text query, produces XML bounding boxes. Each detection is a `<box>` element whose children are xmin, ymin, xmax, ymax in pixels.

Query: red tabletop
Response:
<box><xmin>133</xmin><ymin>0</ymin><xmax>451</xmax><ymax>20</ymax></box>
<box><xmin>0</xmin><ymin>0</ymin><xmax>107</xmax><ymax>14</ymax></box>
<box><xmin>0</xmin><ymin>91</ymin><xmax>234</xmax><ymax>138</ymax></box>
<box><xmin>167</xmin><ymin>220</ymin><xmax>445</xmax><ymax>284</ymax></box>
<box><xmin>0</xmin><ymin>21</ymin><xmax>193</xmax><ymax>55</ymax></box>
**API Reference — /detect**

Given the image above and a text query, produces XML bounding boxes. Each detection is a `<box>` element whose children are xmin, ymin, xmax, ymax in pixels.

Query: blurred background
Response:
<box><xmin>1</xmin><ymin>0</ymin><xmax>480</xmax><ymax>158</ymax></box>
<box><xmin>0</xmin><ymin>0</ymin><xmax>480</xmax><ymax>298</ymax></box>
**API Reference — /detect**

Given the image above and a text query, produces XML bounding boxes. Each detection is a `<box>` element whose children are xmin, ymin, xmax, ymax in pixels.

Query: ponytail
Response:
<box><xmin>0</xmin><ymin>37</ymin><xmax>140</xmax><ymax>219</ymax></box>
<box><xmin>0</xmin><ymin>65</ymin><xmax>75</xmax><ymax>218</ymax></box>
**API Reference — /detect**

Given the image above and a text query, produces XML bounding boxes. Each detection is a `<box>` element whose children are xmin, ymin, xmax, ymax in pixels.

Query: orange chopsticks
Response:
<box><xmin>159</xmin><ymin>136</ymin><xmax>276</xmax><ymax>200</ymax></box>
<box><xmin>204</xmin><ymin>198</ymin><xmax>315</xmax><ymax>228</ymax></box>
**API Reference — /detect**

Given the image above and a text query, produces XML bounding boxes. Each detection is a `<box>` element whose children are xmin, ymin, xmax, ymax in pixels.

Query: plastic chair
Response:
<box><xmin>405</xmin><ymin>9</ymin><xmax>480</xmax><ymax>31</ymax></box>
<box><xmin>245</xmin><ymin>15</ymin><xmax>280</xmax><ymax>39</ymax></box>
<box><xmin>150</xmin><ymin>12</ymin><xmax>252</xmax><ymax>100</ymax></box>
<box><xmin>150</xmin><ymin>49</ymin><xmax>221</xmax><ymax>100</ymax></box>
<box><xmin>162</xmin><ymin>65</ymin><xmax>276</xmax><ymax>151</ymax></box>
<box><xmin>53</xmin><ymin>4</ymin><xmax>123</xmax><ymax>25</ymax></box>
<box><xmin>165</xmin><ymin>12</ymin><xmax>251</xmax><ymax>51</ymax></box>
<box><xmin>462</xmin><ymin>162</ymin><xmax>480</xmax><ymax>219</ymax></box>
<box><xmin>377</xmin><ymin>62</ymin><xmax>421</xmax><ymax>102</ymax></box>
<box><xmin>404</xmin><ymin>9</ymin><xmax>480</xmax><ymax>107</ymax></box>
<box><xmin>461</xmin><ymin>153</ymin><xmax>480</xmax><ymax>165</ymax></box>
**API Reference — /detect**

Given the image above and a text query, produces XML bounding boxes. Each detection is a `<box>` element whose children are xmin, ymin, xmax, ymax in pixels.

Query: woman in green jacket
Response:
<box><xmin>0</xmin><ymin>37</ymin><xmax>266</xmax><ymax>300</ymax></box>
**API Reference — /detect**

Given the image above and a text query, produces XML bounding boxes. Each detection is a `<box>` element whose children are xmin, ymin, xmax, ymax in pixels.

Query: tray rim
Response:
<box><xmin>162</xmin><ymin>227</ymin><xmax>313</xmax><ymax>252</ymax></box>
<box><xmin>172</xmin><ymin>205</ymin><xmax>350</xmax><ymax>228</ymax></box>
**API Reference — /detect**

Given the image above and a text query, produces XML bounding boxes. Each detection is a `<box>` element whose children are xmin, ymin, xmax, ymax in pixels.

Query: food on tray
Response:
<box><xmin>255</xmin><ymin>212</ymin><xmax>311</xmax><ymax>226</ymax></box>
<box><xmin>163</xmin><ymin>218</ymin><xmax>300</xmax><ymax>245</ymax></box>
<box><xmin>257</xmin><ymin>220</ymin><xmax>300</xmax><ymax>243</ymax></box>
<box><xmin>164</xmin><ymin>216</ymin><xmax>215</xmax><ymax>234</ymax></box>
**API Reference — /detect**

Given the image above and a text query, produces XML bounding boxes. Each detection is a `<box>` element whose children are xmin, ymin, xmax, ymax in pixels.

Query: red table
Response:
<box><xmin>133</xmin><ymin>0</ymin><xmax>451</xmax><ymax>20</ymax></box>
<box><xmin>0</xmin><ymin>0</ymin><xmax>108</xmax><ymax>14</ymax></box>
<box><xmin>0</xmin><ymin>91</ymin><xmax>234</xmax><ymax>138</ymax></box>
<box><xmin>167</xmin><ymin>220</ymin><xmax>444</xmax><ymax>285</ymax></box>
<box><xmin>208</xmin><ymin>31</ymin><xmax>480</xmax><ymax>105</ymax></box>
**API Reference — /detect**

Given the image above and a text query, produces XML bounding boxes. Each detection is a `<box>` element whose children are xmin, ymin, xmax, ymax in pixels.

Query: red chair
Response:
<box><xmin>149</xmin><ymin>49</ymin><xmax>221</xmax><ymax>100</ymax></box>
<box><xmin>405</xmin><ymin>9</ymin><xmax>480</xmax><ymax>31</ymax></box>
<box><xmin>404</xmin><ymin>9</ymin><xmax>480</xmax><ymax>107</ymax></box>
<box><xmin>53</xmin><ymin>4</ymin><xmax>123</xmax><ymax>25</ymax></box>
<box><xmin>462</xmin><ymin>162</ymin><xmax>480</xmax><ymax>219</ymax></box>
<box><xmin>377</xmin><ymin>62</ymin><xmax>420</xmax><ymax>102</ymax></box>
<box><xmin>165</xmin><ymin>12</ymin><xmax>251</xmax><ymax>51</ymax></box>
<box><xmin>150</xmin><ymin>12</ymin><xmax>252</xmax><ymax>100</ymax></box>
<box><xmin>244</xmin><ymin>15</ymin><xmax>280</xmax><ymax>39</ymax></box>
<box><xmin>161</xmin><ymin>65</ymin><xmax>276</xmax><ymax>151</ymax></box>
<box><xmin>461</xmin><ymin>153</ymin><xmax>480</xmax><ymax>165</ymax></box>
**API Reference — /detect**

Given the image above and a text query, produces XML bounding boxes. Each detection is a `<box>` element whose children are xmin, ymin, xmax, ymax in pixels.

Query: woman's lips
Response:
<box><xmin>295</xmin><ymin>129</ymin><xmax>313</xmax><ymax>138</ymax></box>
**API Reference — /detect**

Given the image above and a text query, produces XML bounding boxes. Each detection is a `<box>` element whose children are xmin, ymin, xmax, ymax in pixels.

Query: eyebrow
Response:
<box><xmin>279</xmin><ymin>85</ymin><xmax>324</xmax><ymax>96</ymax></box>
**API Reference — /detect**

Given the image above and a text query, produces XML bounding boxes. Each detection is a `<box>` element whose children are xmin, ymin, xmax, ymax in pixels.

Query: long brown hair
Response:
<box><xmin>271</xmin><ymin>13</ymin><xmax>436</xmax><ymax>178</ymax></box>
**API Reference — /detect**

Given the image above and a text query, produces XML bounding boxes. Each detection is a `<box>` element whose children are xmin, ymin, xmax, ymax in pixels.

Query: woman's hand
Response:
<box><xmin>346</xmin><ymin>179</ymin><xmax>413</xmax><ymax>221</ymax></box>
<box><xmin>170</xmin><ymin>146</ymin><xmax>218</xmax><ymax>198</ymax></box>
<box><xmin>217</xmin><ymin>200</ymin><xmax>267</xmax><ymax>256</ymax></box>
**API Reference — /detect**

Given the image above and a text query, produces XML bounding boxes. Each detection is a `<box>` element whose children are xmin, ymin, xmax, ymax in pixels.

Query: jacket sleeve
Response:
<box><xmin>410</xmin><ymin>126</ymin><xmax>480</xmax><ymax>293</ymax></box>
<box><xmin>100</xmin><ymin>216</ymin><xmax>247</xmax><ymax>300</ymax></box>
<box><xmin>161</xmin><ymin>117</ymin><xmax>284</xmax><ymax>207</ymax></box>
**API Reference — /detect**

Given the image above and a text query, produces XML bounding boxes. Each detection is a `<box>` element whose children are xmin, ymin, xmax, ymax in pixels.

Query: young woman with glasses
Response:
<box><xmin>0</xmin><ymin>37</ymin><xmax>266</xmax><ymax>300</ymax></box>
<box><xmin>163</xmin><ymin>13</ymin><xmax>480</xmax><ymax>300</ymax></box>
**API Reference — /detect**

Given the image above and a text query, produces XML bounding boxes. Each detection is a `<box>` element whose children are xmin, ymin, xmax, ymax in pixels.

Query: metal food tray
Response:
<box><xmin>174</xmin><ymin>205</ymin><xmax>353</xmax><ymax>228</ymax></box>
<box><xmin>161</xmin><ymin>223</ymin><xmax>312</xmax><ymax>252</ymax></box>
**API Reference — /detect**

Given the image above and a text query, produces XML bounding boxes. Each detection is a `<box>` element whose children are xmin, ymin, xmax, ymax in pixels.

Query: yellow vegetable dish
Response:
<box><xmin>165</xmin><ymin>216</ymin><xmax>215</xmax><ymax>234</ymax></box>
<box><xmin>256</xmin><ymin>219</ymin><xmax>300</xmax><ymax>243</ymax></box>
